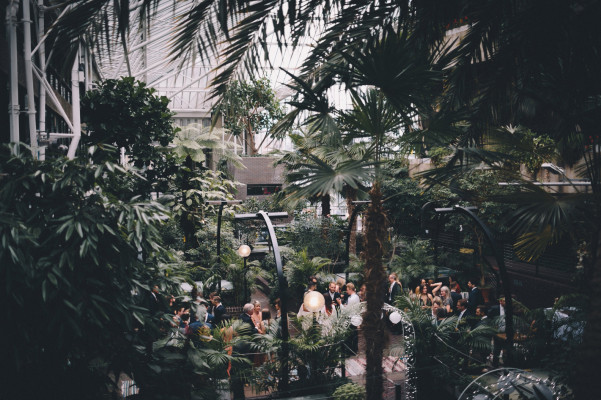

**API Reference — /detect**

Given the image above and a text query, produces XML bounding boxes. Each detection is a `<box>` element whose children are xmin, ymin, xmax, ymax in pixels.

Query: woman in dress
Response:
<box><xmin>419</xmin><ymin>285</ymin><xmax>433</xmax><ymax>308</ymax></box>
<box><xmin>251</xmin><ymin>300</ymin><xmax>266</xmax><ymax>334</ymax></box>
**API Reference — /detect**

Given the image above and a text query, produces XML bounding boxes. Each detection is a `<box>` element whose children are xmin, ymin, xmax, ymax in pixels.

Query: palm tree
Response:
<box><xmin>275</xmin><ymin>72</ymin><xmax>436</xmax><ymax>398</ymax></box>
<box><xmin>409</xmin><ymin>3</ymin><xmax>601</xmax><ymax>396</ymax></box>
<box><xmin>274</xmin><ymin>128</ymin><xmax>371</xmax><ymax>218</ymax></box>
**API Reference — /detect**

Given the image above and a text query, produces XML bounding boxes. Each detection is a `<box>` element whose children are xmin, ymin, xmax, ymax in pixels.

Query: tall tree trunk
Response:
<box><xmin>573</xmin><ymin>228</ymin><xmax>601</xmax><ymax>399</ymax></box>
<box><xmin>321</xmin><ymin>193</ymin><xmax>331</xmax><ymax>217</ymax></box>
<box><xmin>246</xmin><ymin>130</ymin><xmax>259</xmax><ymax>155</ymax></box>
<box><xmin>362</xmin><ymin>183</ymin><xmax>387</xmax><ymax>400</ymax></box>
<box><xmin>345</xmin><ymin>186</ymin><xmax>358</xmax><ymax>255</ymax></box>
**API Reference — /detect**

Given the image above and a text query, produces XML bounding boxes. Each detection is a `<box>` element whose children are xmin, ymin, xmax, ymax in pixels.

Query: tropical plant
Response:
<box><xmin>283</xmin><ymin>248</ymin><xmax>331</xmax><ymax>300</ymax></box>
<box><xmin>394</xmin><ymin>295</ymin><xmax>497</xmax><ymax>397</ymax></box>
<box><xmin>332</xmin><ymin>382</ymin><xmax>366</xmax><ymax>400</ymax></box>
<box><xmin>212</xmin><ymin>78</ymin><xmax>285</xmax><ymax>155</ymax></box>
<box><xmin>252</xmin><ymin>307</ymin><xmax>352</xmax><ymax>396</ymax></box>
<box><xmin>81</xmin><ymin>77</ymin><xmax>178</xmax><ymax>197</ymax></box>
<box><xmin>222</xmin><ymin>251</ymin><xmax>271</xmax><ymax>306</ymax></box>
<box><xmin>0</xmin><ymin>145</ymin><xmax>186</xmax><ymax>399</ymax></box>
<box><xmin>389</xmin><ymin>239</ymin><xmax>439</xmax><ymax>287</ymax></box>
<box><xmin>172</xmin><ymin>123</ymin><xmax>245</xmax><ymax>170</ymax></box>
<box><xmin>274</xmin><ymin>128</ymin><xmax>371</xmax><ymax>218</ymax></box>
<box><xmin>282</xmin><ymin>212</ymin><xmax>346</xmax><ymax>261</ymax></box>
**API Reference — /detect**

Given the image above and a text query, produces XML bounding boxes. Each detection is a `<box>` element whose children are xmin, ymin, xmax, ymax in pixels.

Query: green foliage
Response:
<box><xmin>282</xmin><ymin>213</ymin><xmax>346</xmax><ymax>261</ymax></box>
<box><xmin>213</xmin><ymin>78</ymin><xmax>285</xmax><ymax>154</ymax></box>
<box><xmin>381</xmin><ymin>166</ymin><xmax>432</xmax><ymax>238</ymax></box>
<box><xmin>332</xmin><ymin>382</ymin><xmax>366</xmax><ymax>400</ymax></box>
<box><xmin>504</xmin><ymin>126</ymin><xmax>558</xmax><ymax>176</ymax></box>
<box><xmin>222</xmin><ymin>252</ymin><xmax>271</xmax><ymax>306</ymax></box>
<box><xmin>390</xmin><ymin>239</ymin><xmax>439</xmax><ymax>286</ymax></box>
<box><xmin>252</xmin><ymin>307</ymin><xmax>353</xmax><ymax>395</ymax></box>
<box><xmin>394</xmin><ymin>295</ymin><xmax>496</xmax><ymax>394</ymax></box>
<box><xmin>0</xmin><ymin>147</ymin><xmax>185</xmax><ymax>399</ymax></box>
<box><xmin>165</xmin><ymin>168</ymin><xmax>238</xmax><ymax>250</ymax></box>
<box><xmin>284</xmin><ymin>248</ymin><xmax>331</xmax><ymax>301</ymax></box>
<box><xmin>172</xmin><ymin>123</ymin><xmax>245</xmax><ymax>169</ymax></box>
<box><xmin>81</xmin><ymin>77</ymin><xmax>178</xmax><ymax>196</ymax></box>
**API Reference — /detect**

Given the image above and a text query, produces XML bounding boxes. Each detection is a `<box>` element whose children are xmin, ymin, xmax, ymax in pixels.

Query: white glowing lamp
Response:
<box><xmin>303</xmin><ymin>291</ymin><xmax>325</xmax><ymax>313</ymax></box>
<box><xmin>237</xmin><ymin>244</ymin><xmax>251</xmax><ymax>258</ymax></box>
<box><xmin>389</xmin><ymin>311</ymin><xmax>402</xmax><ymax>324</ymax></box>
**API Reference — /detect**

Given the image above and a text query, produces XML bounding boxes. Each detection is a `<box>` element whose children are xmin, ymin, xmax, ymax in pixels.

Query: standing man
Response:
<box><xmin>345</xmin><ymin>283</ymin><xmax>360</xmax><ymax>306</ymax></box>
<box><xmin>146</xmin><ymin>284</ymin><xmax>167</xmax><ymax>316</ymax></box>
<box><xmin>386</xmin><ymin>273</ymin><xmax>402</xmax><ymax>305</ymax></box>
<box><xmin>323</xmin><ymin>281</ymin><xmax>342</xmax><ymax>316</ymax></box>
<box><xmin>345</xmin><ymin>282</ymin><xmax>360</xmax><ymax>354</ymax></box>
<box><xmin>467</xmin><ymin>279</ymin><xmax>484</xmax><ymax>315</ymax></box>
<box><xmin>212</xmin><ymin>296</ymin><xmax>226</xmax><ymax>326</ymax></box>
<box><xmin>456</xmin><ymin>299</ymin><xmax>470</xmax><ymax>329</ymax></box>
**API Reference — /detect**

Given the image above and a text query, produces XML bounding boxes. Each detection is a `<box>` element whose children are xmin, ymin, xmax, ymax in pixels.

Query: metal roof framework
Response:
<box><xmin>7</xmin><ymin>0</ymin><xmax>351</xmax><ymax>159</ymax></box>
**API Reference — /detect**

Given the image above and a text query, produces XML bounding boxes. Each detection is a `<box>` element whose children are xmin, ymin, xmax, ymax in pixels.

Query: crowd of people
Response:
<box><xmin>381</xmin><ymin>274</ymin><xmax>510</xmax><ymax>332</ymax></box>
<box><xmin>150</xmin><ymin>272</ymin><xmax>510</xmax><ymax>341</ymax></box>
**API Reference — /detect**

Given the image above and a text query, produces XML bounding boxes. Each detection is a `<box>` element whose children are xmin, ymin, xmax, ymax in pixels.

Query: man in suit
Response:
<box><xmin>146</xmin><ymin>284</ymin><xmax>168</xmax><ymax>316</ymax></box>
<box><xmin>323</xmin><ymin>281</ymin><xmax>342</xmax><ymax>315</ymax></box>
<box><xmin>450</xmin><ymin>290</ymin><xmax>463</xmax><ymax>314</ymax></box>
<box><xmin>455</xmin><ymin>298</ymin><xmax>470</xmax><ymax>329</ymax></box>
<box><xmin>211</xmin><ymin>296</ymin><xmax>226</xmax><ymax>326</ymax></box>
<box><xmin>475</xmin><ymin>305</ymin><xmax>490</xmax><ymax>328</ymax></box>
<box><xmin>239</xmin><ymin>303</ymin><xmax>258</xmax><ymax>335</ymax></box>
<box><xmin>386</xmin><ymin>273</ymin><xmax>402</xmax><ymax>304</ymax></box>
<box><xmin>467</xmin><ymin>279</ymin><xmax>485</xmax><ymax>314</ymax></box>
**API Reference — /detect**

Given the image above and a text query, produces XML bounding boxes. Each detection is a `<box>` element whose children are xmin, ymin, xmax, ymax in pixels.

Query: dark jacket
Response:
<box><xmin>468</xmin><ymin>287</ymin><xmax>484</xmax><ymax>314</ymax></box>
<box><xmin>323</xmin><ymin>290</ymin><xmax>342</xmax><ymax>313</ymax></box>
<box><xmin>240</xmin><ymin>312</ymin><xmax>258</xmax><ymax>335</ymax></box>
<box><xmin>387</xmin><ymin>282</ymin><xmax>402</xmax><ymax>304</ymax></box>
<box><xmin>213</xmin><ymin>304</ymin><xmax>226</xmax><ymax>326</ymax></box>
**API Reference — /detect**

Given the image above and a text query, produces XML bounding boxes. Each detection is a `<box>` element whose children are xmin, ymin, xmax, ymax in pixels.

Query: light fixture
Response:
<box><xmin>389</xmin><ymin>311</ymin><xmax>402</xmax><ymax>324</ymax></box>
<box><xmin>78</xmin><ymin>63</ymin><xmax>85</xmax><ymax>82</ymax></box>
<box><xmin>237</xmin><ymin>244</ymin><xmax>251</xmax><ymax>258</ymax></box>
<box><xmin>303</xmin><ymin>291</ymin><xmax>325</xmax><ymax>313</ymax></box>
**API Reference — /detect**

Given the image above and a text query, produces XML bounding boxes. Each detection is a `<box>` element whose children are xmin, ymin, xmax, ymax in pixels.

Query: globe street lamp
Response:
<box><xmin>237</xmin><ymin>244</ymin><xmax>251</xmax><ymax>302</ymax></box>
<box><xmin>303</xmin><ymin>290</ymin><xmax>325</xmax><ymax>313</ymax></box>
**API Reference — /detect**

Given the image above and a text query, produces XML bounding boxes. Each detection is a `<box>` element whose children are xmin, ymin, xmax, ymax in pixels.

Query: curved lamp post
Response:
<box><xmin>237</xmin><ymin>244</ymin><xmax>251</xmax><ymax>302</ymax></box>
<box><xmin>425</xmin><ymin>204</ymin><xmax>515</xmax><ymax>364</ymax></box>
<box><xmin>206</xmin><ymin>200</ymin><xmax>241</xmax><ymax>293</ymax></box>
<box><xmin>234</xmin><ymin>210</ymin><xmax>290</xmax><ymax>393</ymax></box>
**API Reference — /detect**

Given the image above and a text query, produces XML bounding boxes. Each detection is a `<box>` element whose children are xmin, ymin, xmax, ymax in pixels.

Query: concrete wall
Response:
<box><xmin>232</xmin><ymin>156</ymin><xmax>286</xmax><ymax>200</ymax></box>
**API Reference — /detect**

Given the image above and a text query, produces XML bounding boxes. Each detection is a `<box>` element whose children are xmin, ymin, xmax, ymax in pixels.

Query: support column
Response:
<box><xmin>8</xmin><ymin>0</ymin><xmax>20</xmax><ymax>148</ymax></box>
<box><xmin>67</xmin><ymin>50</ymin><xmax>81</xmax><ymax>159</ymax></box>
<box><xmin>23</xmin><ymin>0</ymin><xmax>38</xmax><ymax>158</ymax></box>
<box><xmin>37</xmin><ymin>0</ymin><xmax>46</xmax><ymax>159</ymax></box>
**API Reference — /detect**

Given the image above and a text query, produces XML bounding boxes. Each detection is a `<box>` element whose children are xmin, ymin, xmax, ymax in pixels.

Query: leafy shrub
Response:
<box><xmin>0</xmin><ymin>147</ymin><xmax>185</xmax><ymax>399</ymax></box>
<box><xmin>332</xmin><ymin>382</ymin><xmax>366</xmax><ymax>400</ymax></box>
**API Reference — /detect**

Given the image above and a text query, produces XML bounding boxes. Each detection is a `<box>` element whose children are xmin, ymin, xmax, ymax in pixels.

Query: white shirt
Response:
<box><xmin>456</xmin><ymin>309</ymin><xmax>466</xmax><ymax>328</ymax></box>
<box><xmin>346</xmin><ymin>293</ymin><xmax>360</xmax><ymax>306</ymax></box>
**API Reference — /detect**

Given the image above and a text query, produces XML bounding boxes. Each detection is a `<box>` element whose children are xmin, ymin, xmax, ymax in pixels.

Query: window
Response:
<box><xmin>247</xmin><ymin>184</ymin><xmax>282</xmax><ymax>196</ymax></box>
